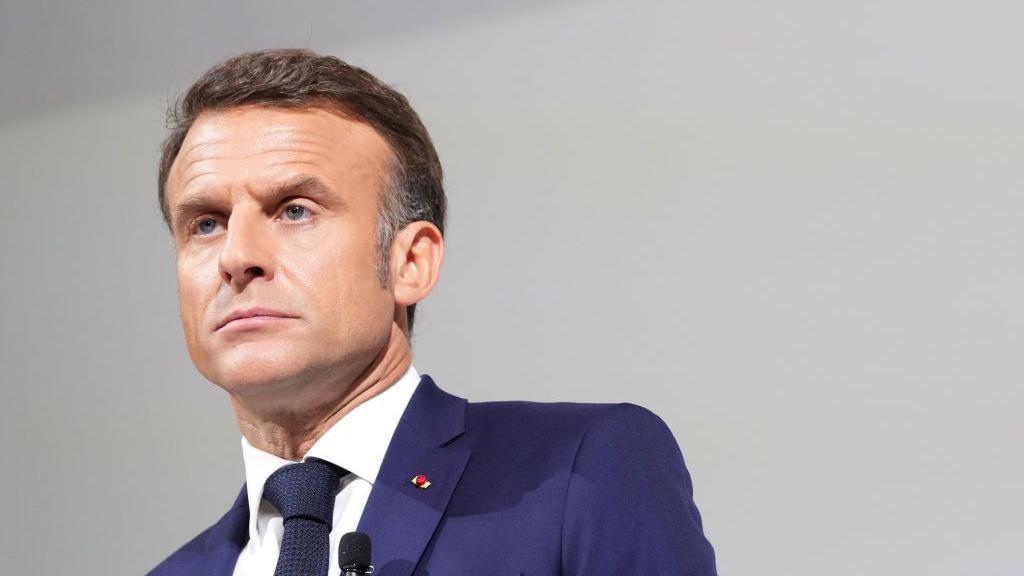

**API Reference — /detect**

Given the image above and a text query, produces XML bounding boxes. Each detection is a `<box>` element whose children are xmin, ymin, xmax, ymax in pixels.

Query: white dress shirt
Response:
<box><xmin>231</xmin><ymin>364</ymin><xmax>421</xmax><ymax>576</ymax></box>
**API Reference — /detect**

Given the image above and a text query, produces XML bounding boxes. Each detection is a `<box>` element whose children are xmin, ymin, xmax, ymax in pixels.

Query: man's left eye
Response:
<box><xmin>283</xmin><ymin>205</ymin><xmax>311</xmax><ymax>221</ymax></box>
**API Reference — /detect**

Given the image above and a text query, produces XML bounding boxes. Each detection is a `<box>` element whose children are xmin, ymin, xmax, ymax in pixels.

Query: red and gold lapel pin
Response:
<box><xmin>411</xmin><ymin>474</ymin><xmax>431</xmax><ymax>489</ymax></box>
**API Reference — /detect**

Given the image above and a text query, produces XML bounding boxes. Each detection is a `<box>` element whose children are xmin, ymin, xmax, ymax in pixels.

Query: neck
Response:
<box><xmin>230</xmin><ymin>322</ymin><xmax>412</xmax><ymax>460</ymax></box>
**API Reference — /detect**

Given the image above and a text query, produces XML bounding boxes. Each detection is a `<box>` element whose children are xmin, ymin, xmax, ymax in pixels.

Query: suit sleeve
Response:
<box><xmin>560</xmin><ymin>403</ymin><xmax>717</xmax><ymax>575</ymax></box>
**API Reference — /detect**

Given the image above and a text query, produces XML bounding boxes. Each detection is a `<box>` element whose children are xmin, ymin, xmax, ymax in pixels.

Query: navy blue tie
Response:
<box><xmin>262</xmin><ymin>458</ymin><xmax>344</xmax><ymax>576</ymax></box>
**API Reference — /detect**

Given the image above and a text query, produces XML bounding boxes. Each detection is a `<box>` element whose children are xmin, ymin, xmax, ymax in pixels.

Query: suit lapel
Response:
<box><xmin>357</xmin><ymin>375</ymin><xmax>471</xmax><ymax>576</ymax></box>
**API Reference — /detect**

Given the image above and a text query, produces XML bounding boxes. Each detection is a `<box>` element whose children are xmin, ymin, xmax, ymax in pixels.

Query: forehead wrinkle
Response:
<box><xmin>172</xmin><ymin>155</ymin><xmax>233</xmax><ymax>197</ymax></box>
<box><xmin>184</xmin><ymin>139</ymin><xmax>335</xmax><ymax>165</ymax></box>
<box><xmin>169</xmin><ymin>133</ymin><xmax>230</xmax><ymax>195</ymax></box>
<box><xmin>236</xmin><ymin>147</ymin><xmax>334</xmax><ymax>161</ymax></box>
<box><xmin>179</xmin><ymin>137</ymin><xmax>226</xmax><ymax>157</ymax></box>
<box><xmin>175</xmin><ymin>147</ymin><xmax>331</xmax><ymax>192</ymax></box>
<box><xmin>256</xmin><ymin>123</ymin><xmax>339</xmax><ymax>141</ymax></box>
<box><xmin>253</xmin><ymin>140</ymin><xmax>338</xmax><ymax>152</ymax></box>
<box><xmin>175</xmin><ymin>122</ymin><xmax>328</xmax><ymax>167</ymax></box>
<box><xmin>177</xmin><ymin>169</ymin><xmax>221</xmax><ymax>197</ymax></box>
<box><xmin>169</xmin><ymin>108</ymin><xmax>392</xmax><ymax>206</ymax></box>
<box><xmin>258</xmin><ymin>123</ymin><xmax>372</xmax><ymax>152</ymax></box>
<box><xmin>173</xmin><ymin>154</ymin><xmax>339</xmax><ymax>208</ymax></box>
<box><xmin>172</xmin><ymin>140</ymin><xmax>228</xmax><ymax>181</ymax></box>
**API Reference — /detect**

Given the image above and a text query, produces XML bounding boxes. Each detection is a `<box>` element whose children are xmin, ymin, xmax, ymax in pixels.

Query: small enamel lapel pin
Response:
<box><xmin>411</xmin><ymin>474</ymin><xmax>431</xmax><ymax>489</ymax></box>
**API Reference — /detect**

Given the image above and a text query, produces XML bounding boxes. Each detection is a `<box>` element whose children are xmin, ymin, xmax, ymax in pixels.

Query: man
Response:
<box><xmin>149</xmin><ymin>48</ymin><xmax>716</xmax><ymax>576</ymax></box>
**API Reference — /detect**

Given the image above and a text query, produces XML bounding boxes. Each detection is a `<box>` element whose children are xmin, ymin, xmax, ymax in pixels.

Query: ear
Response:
<box><xmin>389</xmin><ymin>221</ymin><xmax>444</xmax><ymax>308</ymax></box>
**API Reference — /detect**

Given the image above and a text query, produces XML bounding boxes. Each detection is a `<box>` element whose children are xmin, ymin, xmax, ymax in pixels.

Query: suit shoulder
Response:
<box><xmin>468</xmin><ymin>397</ymin><xmax>610</xmax><ymax>429</ymax></box>
<box><xmin>469</xmin><ymin>397</ymin><xmax>666</xmax><ymax>428</ymax></box>
<box><xmin>558</xmin><ymin>404</ymin><xmax>717</xmax><ymax>573</ymax></box>
<box><xmin>465</xmin><ymin>398</ymin><xmax>671</xmax><ymax>453</ymax></box>
<box><xmin>574</xmin><ymin>402</ymin><xmax>682</xmax><ymax>458</ymax></box>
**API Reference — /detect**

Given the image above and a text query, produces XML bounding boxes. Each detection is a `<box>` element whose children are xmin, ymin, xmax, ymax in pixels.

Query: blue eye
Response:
<box><xmin>284</xmin><ymin>204</ymin><xmax>310</xmax><ymax>221</ymax></box>
<box><xmin>195</xmin><ymin>218</ymin><xmax>222</xmax><ymax>235</ymax></box>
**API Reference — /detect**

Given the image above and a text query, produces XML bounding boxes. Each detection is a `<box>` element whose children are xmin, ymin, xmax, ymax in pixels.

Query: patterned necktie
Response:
<box><xmin>262</xmin><ymin>458</ymin><xmax>345</xmax><ymax>576</ymax></box>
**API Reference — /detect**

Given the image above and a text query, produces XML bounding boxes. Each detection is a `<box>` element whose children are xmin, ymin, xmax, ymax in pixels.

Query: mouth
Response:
<box><xmin>215</xmin><ymin>307</ymin><xmax>298</xmax><ymax>331</ymax></box>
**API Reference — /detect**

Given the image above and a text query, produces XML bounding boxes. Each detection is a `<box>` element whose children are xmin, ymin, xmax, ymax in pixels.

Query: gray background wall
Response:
<box><xmin>1</xmin><ymin>1</ymin><xmax>1021</xmax><ymax>574</ymax></box>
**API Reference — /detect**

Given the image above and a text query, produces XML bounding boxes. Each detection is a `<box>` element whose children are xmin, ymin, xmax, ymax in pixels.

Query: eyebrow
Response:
<box><xmin>171</xmin><ymin>175</ymin><xmax>344</xmax><ymax>233</ymax></box>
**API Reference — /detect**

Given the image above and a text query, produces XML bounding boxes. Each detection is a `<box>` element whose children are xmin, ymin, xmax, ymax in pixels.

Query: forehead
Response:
<box><xmin>166</xmin><ymin>105</ymin><xmax>393</xmax><ymax>207</ymax></box>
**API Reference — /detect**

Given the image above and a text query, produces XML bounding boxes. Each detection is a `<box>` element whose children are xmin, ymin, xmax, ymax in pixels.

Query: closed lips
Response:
<box><xmin>216</xmin><ymin>308</ymin><xmax>295</xmax><ymax>330</ymax></box>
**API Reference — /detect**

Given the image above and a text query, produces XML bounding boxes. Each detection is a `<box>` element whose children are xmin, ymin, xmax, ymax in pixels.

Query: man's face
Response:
<box><xmin>165</xmin><ymin>106</ymin><xmax>396</xmax><ymax>395</ymax></box>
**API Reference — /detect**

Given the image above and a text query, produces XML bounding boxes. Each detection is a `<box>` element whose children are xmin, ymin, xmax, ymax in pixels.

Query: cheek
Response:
<box><xmin>176</xmin><ymin>260</ymin><xmax>215</xmax><ymax>338</ymax></box>
<box><xmin>299</xmin><ymin>240</ymin><xmax>389</xmax><ymax>326</ymax></box>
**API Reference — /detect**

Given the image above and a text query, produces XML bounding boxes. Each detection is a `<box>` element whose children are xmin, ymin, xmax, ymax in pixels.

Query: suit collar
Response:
<box><xmin>357</xmin><ymin>374</ymin><xmax>471</xmax><ymax>576</ymax></box>
<box><xmin>161</xmin><ymin>374</ymin><xmax>466</xmax><ymax>576</ymax></box>
<box><xmin>238</xmin><ymin>365</ymin><xmax>422</xmax><ymax>544</ymax></box>
<box><xmin>396</xmin><ymin>374</ymin><xmax>467</xmax><ymax>446</ymax></box>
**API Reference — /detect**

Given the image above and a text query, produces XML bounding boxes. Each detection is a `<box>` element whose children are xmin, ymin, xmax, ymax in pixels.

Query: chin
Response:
<box><xmin>201</xmin><ymin>344</ymin><xmax>323</xmax><ymax>394</ymax></box>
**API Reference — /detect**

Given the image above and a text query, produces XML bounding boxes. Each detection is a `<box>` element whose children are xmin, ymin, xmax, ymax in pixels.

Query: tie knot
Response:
<box><xmin>262</xmin><ymin>458</ymin><xmax>343</xmax><ymax>525</ymax></box>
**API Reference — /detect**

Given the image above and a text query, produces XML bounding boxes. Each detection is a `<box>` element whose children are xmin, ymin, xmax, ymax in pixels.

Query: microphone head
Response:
<box><xmin>338</xmin><ymin>531</ymin><xmax>372</xmax><ymax>571</ymax></box>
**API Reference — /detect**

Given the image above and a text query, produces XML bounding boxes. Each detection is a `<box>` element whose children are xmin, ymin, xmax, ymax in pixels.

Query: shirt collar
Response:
<box><xmin>239</xmin><ymin>364</ymin><xmax>421</xmax><ymax>541</ymax></box>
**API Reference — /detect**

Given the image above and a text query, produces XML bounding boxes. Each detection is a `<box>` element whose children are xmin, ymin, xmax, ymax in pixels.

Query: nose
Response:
<box><xmin>218</xmin><ymin>212</ymin><xmax>276</xmax><ymax>291</ymax></box>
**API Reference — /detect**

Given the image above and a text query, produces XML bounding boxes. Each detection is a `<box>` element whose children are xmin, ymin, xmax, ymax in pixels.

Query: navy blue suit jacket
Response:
<box><xmin>148</xmin><ymin>375</ymin><xmax>717</xmax><ymax>575</ymax></box>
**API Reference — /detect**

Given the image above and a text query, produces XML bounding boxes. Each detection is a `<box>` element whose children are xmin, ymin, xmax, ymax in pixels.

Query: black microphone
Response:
<box><xmin>338</xmin><ymin>531</ymin><xmax>373</xmax><ymax>575</ymax></box>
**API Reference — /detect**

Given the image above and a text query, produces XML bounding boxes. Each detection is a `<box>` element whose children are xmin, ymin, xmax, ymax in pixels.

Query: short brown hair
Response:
<box><xmin>158</xmin><ymin>48</ymin><xmax>445</xmax><ymax>333</ymax></box>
